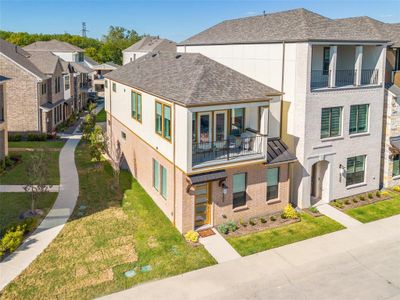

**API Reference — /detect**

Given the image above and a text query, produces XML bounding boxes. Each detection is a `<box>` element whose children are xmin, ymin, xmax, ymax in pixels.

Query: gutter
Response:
<box><xmin>173</xmin><ymin>103</ymin><xmax>177</xmax><ymax>226</ymax></box>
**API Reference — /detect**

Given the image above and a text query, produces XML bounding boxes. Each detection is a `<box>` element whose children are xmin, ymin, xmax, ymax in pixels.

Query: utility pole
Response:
<box><xmin>81</xmin><ymin>22</ymin><xmax>88</xmax><ymax>37</ymax></box>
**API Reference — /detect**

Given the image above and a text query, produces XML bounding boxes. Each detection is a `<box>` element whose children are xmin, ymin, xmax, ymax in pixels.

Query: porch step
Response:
<box><xmin>199</xmin><ymin>228</ymin><xmax>241</xmax><ymax>263</ymax></box>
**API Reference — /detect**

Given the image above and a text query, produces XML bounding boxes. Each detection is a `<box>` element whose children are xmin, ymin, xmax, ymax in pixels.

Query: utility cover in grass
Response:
<box><xmin>79</xmin><ymin>205</ymin><xmax>87</xmax><ymax>210</ymax></box>
<box><xmin>141</xmin><ymin>265</ymin><xmax>152</xmax><ymax>273</ymax></box>
<box><xmin>124</xmin><ymin>270</ymin><xmax>136</xmax><ymax>278</ymax></box>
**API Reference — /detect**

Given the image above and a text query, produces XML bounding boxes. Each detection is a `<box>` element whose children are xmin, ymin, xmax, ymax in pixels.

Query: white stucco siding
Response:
<box><xmin>174</xmin><ymin>105</ymin><xmax>190</xmax><ymax>171</ymax></box>
<box><xmin>52</xmin><ymin>52</ymin><xmax>75</xmax><ymax>62</ymax></box>
<box><xmin>123</xmin><ymin>52</ymin><xmax>147</xmax><ymax>65</ymax></box>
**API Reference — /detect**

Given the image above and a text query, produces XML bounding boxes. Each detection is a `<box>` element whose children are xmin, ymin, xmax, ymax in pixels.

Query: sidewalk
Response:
<box><xmin>0</xmin><ymin>131</ymin><xmax>82</xmax><ymax>290</ymax></box>
<box><xmin>199</xmin><ymin>229</ymin><xmax>240</xmax><ymax>263</ymax></box>
<box><xmin>317</xmin><ymin>203</ymin><xmax>362</xmax><ymax>228</ymax></box>
<box><xmin>99</xmin><ymin>215</ymin><xmax>400</xmax><ymax>300</ymax></box>
<box><xmin>0</xmin><ymin>185</ymin><xmax>60</xmax><ymax>193</ymax></box>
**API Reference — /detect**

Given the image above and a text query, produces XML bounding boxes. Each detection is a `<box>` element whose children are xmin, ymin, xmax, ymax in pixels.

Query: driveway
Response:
<box><xmin>100</xmin><ymin>215</ymin><xmax>400</xmax><ymax>300</ymax></box>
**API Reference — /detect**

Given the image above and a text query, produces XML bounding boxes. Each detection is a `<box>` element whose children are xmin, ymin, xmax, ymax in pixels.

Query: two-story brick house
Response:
<box><xmin>178</xmin><ymin>8</ymin><xmax>390</xmax><ymax>208</ymax></box>
<box><xmin>105</xmin><ymin>52</ymin><xmax>296</xmax><ymax>233</ymax></box>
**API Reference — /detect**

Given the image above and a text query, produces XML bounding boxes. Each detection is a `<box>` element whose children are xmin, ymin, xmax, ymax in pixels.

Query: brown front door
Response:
<box><xmin>194</xmin><ymin>183</ymin><xmax>211</xmax><ymax>228</ymax></box>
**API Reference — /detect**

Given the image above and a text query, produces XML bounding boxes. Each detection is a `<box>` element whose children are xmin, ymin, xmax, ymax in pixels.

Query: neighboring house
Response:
<box><xmin>382</xmin><ymin>26</ymin><xmax>400</xmax><ymax>187</ymax></box>
<box><xmin>0</xmin><ymin>38</ymin><xmax>53</xmax><ymax>133</ymax></box>
<box><xmin>24</xmin><ymin>39</ymin><xmax>92</xmax><ymax>110</ymax></box>
<box><xmin>91</xmin><ymin>62</ymin><xmax>119</xmax><ymax>97</ymax></box>
<box><xmin>0</xmin><ymin>76</ymin><xmax>8</xmax><ymax>159</ymax></box>
<box><xmin>84</xmin><ymin>56</ymin><xmax>99</xmax><ymax>69</ymax></box>
<box><xmin>178</xmin><ymin>8</ymin><xmax>389</xmax><ymax>208</ymax></box>
<box><xmin>122</xmin><ymin>36</ymin><xmax>176</xmax><ymax>65</ymax></box>
<box><xmin>105</xmin><ymin>52</ymin><xmax>296</xmax><ymax>233</ymax></box>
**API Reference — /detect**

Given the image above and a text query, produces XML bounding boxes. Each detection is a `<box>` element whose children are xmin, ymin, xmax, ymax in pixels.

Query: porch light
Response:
<box><xmin>222</xmin><ymin>183</ymin><xmax>228</xmax><ymax>195</ymax></box>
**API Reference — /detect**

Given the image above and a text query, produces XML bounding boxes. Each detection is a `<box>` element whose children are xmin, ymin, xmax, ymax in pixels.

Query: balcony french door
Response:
<box><xmin>197</xmin><ymin>111</ymin><xmax>227</xmax><ymax>144</ymax></box>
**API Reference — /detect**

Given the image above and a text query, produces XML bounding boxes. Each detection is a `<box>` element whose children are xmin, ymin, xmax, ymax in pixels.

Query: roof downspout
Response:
<box><xmin>173</xmin><ymin>103</ymin><xmax>177</xmax><ymax>227</ymax></box>
<box><xmin>280</xmin><ymin>41</ymin><xmax>286</xmax><ymax>138</ymax></box>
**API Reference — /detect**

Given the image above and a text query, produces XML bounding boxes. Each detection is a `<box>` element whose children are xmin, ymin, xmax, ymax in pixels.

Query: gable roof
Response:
<box><xmin>0</xmin><ymin>38</ymin><xmax>47</xmax><ymax>80</ymax></box>
<box><xmin>123</xmin><ymin>36</ymin><xmax>176</xmax><ymax>53</ymax></box>
<box><xmin>26</xmin><ymin>51</ymin><xmax>62</xmax><ymax>75</ymax></box>
<box><xmin>84</xmin><ymin>56</ymin><xmax>99</xmax><ymax>66</ymax></box>
<box><xmin>23</xmin><ymin>39</ymin><xmax>84</xmax><ymax>52</ymax></box>
<box><xmin>179</xmin><ymin>8</ymin><xmax>392</xmax><ymax>46</ymax></box>
<box><xmin>105</xmin><ymin>52</ymin><xmax>280</xmax><ymax>107</ymax></box>
<box><xmin>92</xmin><ymin>61</ymin><xmax>119</xmax><ymax>70</ymax></box>
<box><xmin>70</xmin><ymin>62</ymin><xmax>93</xmax><ymax>74</ymax></box>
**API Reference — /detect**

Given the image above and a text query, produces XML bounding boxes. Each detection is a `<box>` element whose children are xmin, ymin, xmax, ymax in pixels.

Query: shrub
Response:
<box><xmin>353</xmin><ymin>198</ymin><xmax>358</xmax><ymax>203</ymax></box>
<box><xmin>184</xmin><ymin>230</ymin><xmax>199</xmax><ymax>243</ymax></box>
<box><xmin>393</xmin><ymin>186</ymin><xmax>400</xmax><ymax>192</ymax></box>
<box><xmin>332</xmin><ymin>200</ymin><xmax>344</xmax><ymax>209</ymax></box>
<box><xmin>282</xmin><ymin>204</ymin><xmax>298</xmax><ymax>219</ymax></box>
<box><xmin>218</xmin><ymin>224</ymin><xmax>229</xmax><ymax>235</ymax></box>
<box><xmin>381</xmin><ymin>191</ymin><xmax>390</xmax><ymax>197</ymax></box>
<box><xmin>260</xmin><ymin>217</ymin><xmax>267</xmax><ymax>223</ymax></box>
<box><xmin>226</xmin><ymin>220</ymin><xmax>238</xmax><ymax>232</ymax></box>
<box><xmin>27</xmin><ymin>133</ymin><xmax>47</xmax><ymax>141</ymax></box>
<box><xmin>8</xmin><ymin>134</ymin><xmax>22</xmax><ymax>142</ymax></box>
<box><xmin>0</xmin><ymin>225</ymin><xmax>25</xmax><ymax>256</ymax></box>
<box><xmin>22</xmin><ymin>217</ymin><xmax>39</xmax><ymax>233</ymax></box>
<box><xmin>249</xmin><ymin>219</ymin><xmax>257</xmax><ymax>226</ymax></box>
<box><xmin>344</xmin><ymin>199</ymin><xmax>351</xmax><ymax>205</ymax></box>
<box><xmin>310</xmin><ymin>207</ymin><xmax>319</xmax><ymax>214</ymax></box>
<box><xmin>376</xmin><ymin>191</ymin><xmax>382</xmax><ymax>198</ymax></box>
<box><xmin>239</xmin><ymin>219</ymin><xmax>247</xmax><ymax>227</ymax></box>
<box><xmin>359</xmin><ymin>195</ymin><xmax>365</xmax><ymax>201</ymax></box>
<box><xmin>270</xmin><ymin>215</ymin><xmax>277</xmax><ymax>221</ymax></box>
<box><xmin>368</xmin><ymin>193</ymin><xmax>373</xmax><ymax>199</ymax></box>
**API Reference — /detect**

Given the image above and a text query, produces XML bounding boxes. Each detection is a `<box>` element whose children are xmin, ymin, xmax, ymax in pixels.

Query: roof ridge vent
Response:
<box><xmin>175</xmin><ymin>54</ymin><xmax>182</xmax><ymax>59</ymax></box>
<box><xmin>152</xmin><ymin>52</ymin><xmax>158</xmax><ymax>57</ymax></box>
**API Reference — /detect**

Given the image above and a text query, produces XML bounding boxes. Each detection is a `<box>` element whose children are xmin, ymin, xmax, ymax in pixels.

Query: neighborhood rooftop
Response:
<box><xmin>179</xmin><ymin>8</ymin><xmax>394</xmax><ymax>45</ymax></box>
<box><xmin>23</xmin><ymin>39</ymin><xmax>84</xmax><ymax>52</ymax></box>
<box><xmin>92</xmin><ymin>61</ymin><xmax>120</xmax><ymax>70</ymax></box>
<box><xmin>26</xmin><ymin>51</ymin><xmax>61</xmax><ymax>75</ymax></box>
<box><xmin>105</xmin><ymin>51</ymin><xmax>280</xmax><ymax>106</ymax></box>
<box><xmin>123</xmin><ymin>36</ymin><xmax>177</xmax><ymax>53</ymax></box>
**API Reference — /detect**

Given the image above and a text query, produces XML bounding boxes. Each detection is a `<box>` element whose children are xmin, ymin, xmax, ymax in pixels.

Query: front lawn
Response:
<box><xmin>1</xmin><ymin>142</ymin><xmax>215</xmax><ymax>299</ymax></box>
<box><xmin>96</xmin><ymin>108</ymin><xmax>106</xmax><ymax>122</ymax></box>
<box><xmin>227</xmin><ymin>213</ymin><xmax>345</xmax><ymax>256</ymax></box>
<box><xmin>0</xmin><ymin>192</ymin><xmax>58</xmax><ymax>235</ymax></box>
<box><xmin>0</xmin><ymin>151</ymin><xmax>60</xmax><ymax>185</ymax></box>
<box><xmin>8</xmin><ymin>140</ymin><xmax>66</xmax><ymax>149</ymax></box>
<box><xmin>346</xmin><ymin>196</ymin><xmax>400</xmax><ymax>223</ymax></box>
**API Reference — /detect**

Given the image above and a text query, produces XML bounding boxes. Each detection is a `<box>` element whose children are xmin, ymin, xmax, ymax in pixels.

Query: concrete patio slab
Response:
<box><xmin>199</xmin><ymin>229</ymin><xmax>241</xmax><ymax>263</ymax></box>
<box><xmin>317</xmin><ymin>203</ymin><xmax>362</xmax><ymax>228</ymax></box>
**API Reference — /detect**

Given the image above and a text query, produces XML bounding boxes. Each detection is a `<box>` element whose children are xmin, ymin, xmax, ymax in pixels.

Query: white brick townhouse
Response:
<box><xmin>178</xmin><ymin>8</ymin><xmax>391</xmax><ymax>207</ymax></box>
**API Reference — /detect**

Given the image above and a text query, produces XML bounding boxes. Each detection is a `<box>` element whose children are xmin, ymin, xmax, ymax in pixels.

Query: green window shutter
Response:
<box><xmin>137</xmin><ymin>94</ymin><xmax>142</xmax><ymax>122</ymax></box>
<box><xmin>131</xmin><ymin>92</ymin><xmax>137</xmax><ymax>119</ymax></box>
<box><xmin>153</xmin><ymin>159</ymin><xmax>159</xmax><ymax>191</ymax></box>
<box><xmin>161</xmin><ymin>166</ymin><xmax>167</xmax><ymax>199</ymax></box>
<box><xmin>357</xmin><ymin>104</ymin><xmax>368</xmax><ymax>133</ymax></box>
<box><xmin>155</xmin><ymin>103</ymin><xmax>162</xmax><ymax>134</ymax></box>
<box><xmin>349</xmin><ymin>106</ymin><xmax>357</xmax><ymax>134</ymax></box>
<box><xmin>330</xmin><ymin>107</ymin><xmax>341</xmax><ymax>136</ymax></box>
<box><xmin>393</xmin><ymin>155</ymin><xmax>400</xmax><ymax>177</ymax></box>
<box><xmin>321</xmin><ymin>108</ymin><xmax>330</xmax><ymax>139</ymax></box>
<box><xmin>163</xmin><ymin>105</ymin><xmax>171</xmax><ymax>140</ymax></box>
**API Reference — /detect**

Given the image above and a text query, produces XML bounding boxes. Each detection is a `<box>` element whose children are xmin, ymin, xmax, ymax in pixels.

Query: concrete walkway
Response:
<box><xmin>0</xmin><ymin>185</ymin><xmax>60</xmax><ymax>193</ymax></box>
<box><xmin>199</xmin><ymin>229</ymin><xmax>241</xmax><ymax>263</ymax></box>
<box><xmin>100</xmin><ymin>215</ymin><xmax>400</xmax><ymax>300</ymax></box>
<box><xmin>317</xmin><ymin>203</ymin><xmax>362</xmax><ymax>228</ymax></box>
<box><xmin>0</xmin><ymin>130</ymin><xmax>82</xmax><ymax>290</ymax></box>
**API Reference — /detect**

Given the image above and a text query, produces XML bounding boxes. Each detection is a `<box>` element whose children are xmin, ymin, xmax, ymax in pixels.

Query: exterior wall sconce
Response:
<box><xmin>222</xmin><ymin>183</ymin><xmax>228</xmax><ymax>195</ymax></box>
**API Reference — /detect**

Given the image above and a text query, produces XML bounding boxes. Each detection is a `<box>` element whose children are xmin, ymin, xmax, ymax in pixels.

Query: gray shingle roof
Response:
<box><xmin>180</xmin><ymin>8</ymin><xmax>393</xmax><ymax>45</ymax></box>
<box><xmin>386</xmin><ymin>84</ymin><xmax>400</xmax><ymax>97</ymax></box>
<box><xmin>84</xmin><ymin>56</ymin><xmax>99</xmax><ymax>66</ymax></box>
<box><xmin>23</xmin><ymin>39</ymin><xmax>84</xmax><ymax>52</ymax></box>
<box><xmin>0</xmin><ymin>38</ymin><xmax>47</xmax><ymax>80</ymax></box>
<box><xmin>105</xmin><ymin>52</ymin><xmax>280</xmax><ymax>106</ymax></box>
<box><xmin>92</xmin><ymin>62</ymin><xmax>119</xmax><ymax>70</ymax></box>
<box><xmin>26</xmin><ymin>51</ymin><xmax>61</xmax><ymax>75</ymax></box>
<box><xmin>70</xmin><ymin>62</ymin><xmax>93</xmax><ymax>74</ymax></box>
<box><xmin>123</xmin><ymin>36</ymin><xmax>176</xmax><ymax>53</ymax></box>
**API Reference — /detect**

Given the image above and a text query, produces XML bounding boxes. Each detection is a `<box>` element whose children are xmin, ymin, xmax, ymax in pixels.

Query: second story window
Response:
<box><xmin>321</xmin><ymin>107</ymin><xmax>342</xmax><ymax>139</ymax></box>
<box><xmin>65</xmin><ymin>75</ymin><xmax>70</xmax><ymax>91</ymax></box>
<box><xmin>155</xmin><ymin>101</ymin><xmax>172</xmax><ymax>141</ymax></box>
<box><xmin>349</xmin><ymin>104</ymin><xmax>369</xmax><ymax>134</ymax></box>
<box><xmin>41</xmin><ymin>83</ymin><xmax>47</xmax><ymax>95</ymax></box>
<box><xmin>131</xmin><ymin>91</ymin><xmax>142</xmax><ymax>122</ymax></box>
<box><xmin>55</xmin><ymin>77</ymin><xmax>61</xmax><ymax>93</ymax></box>
<box><xmin>323</xmin><ymin>47</ymin><xmax>330</xmax><ymax>75</ymax></box>
<box><xmin>112</xmin><ymin>82</ymin><xmax>116</xmax><ymax>92</ymax></box>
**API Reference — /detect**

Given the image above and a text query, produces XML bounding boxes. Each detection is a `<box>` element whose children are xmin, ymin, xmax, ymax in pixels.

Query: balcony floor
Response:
<box><xmin>192</xmin><ymin>152</ymin><xmax>265</xmax><ymax>169</ymax></box>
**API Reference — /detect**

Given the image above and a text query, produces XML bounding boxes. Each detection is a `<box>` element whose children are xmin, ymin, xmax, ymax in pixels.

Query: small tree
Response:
<box><xmin>107</xmin><ymin>137</ymin><xmax>122</xmax><ymax>190</ymax></box>
<box><xmin>89</xmin><ymin>125</ymin><xmax>107</xmax><ymax>165</ymax></box>
<box><xmin>23</xmin><ymin>151</ymin><xmax>51</xmax><ymax>214</ymax></box>
<box><xmin>81</xmin><ymin>113</ymin><xmax>95</xmax><ymax>141</ymax></box>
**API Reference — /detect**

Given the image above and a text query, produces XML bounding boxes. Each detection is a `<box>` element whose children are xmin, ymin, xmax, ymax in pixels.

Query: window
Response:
<box><xmin>321</xmin><ymin>107</ymin><xmax>342</xmax><ymax>139</ymax></box>
<box><xmin>78</xmin><ymin>52</ymin><xmax>84</xmax><ymax>62</ymax></box>
<box><xmin>112</xmin><ymin>82</ymin><xmax>116</xmax><ymax>92</ymax></box>
<box><xmin>161</xmin><ymin>165</ymin><xmax>167</xmax><ymax>199</ymax></box>
<box><xmin>155</xmin><ymin>101</ymin><xmax>172</xmax><ymax>141</ymax></box>
<box><xmin>41</xmin><ymin>83</ymin><xmax>47</xmax><ymax>95</ymax></box>
<box><xmin>192</xmin><ymin>113</ymin><xmax>197</xmax><ymax>141</ymax></box>
<box><xmin>231</xmin><ymin>108</ymin><xmax>245</xmax><ymax>136</ymax></box>
<box><xmin>346</xmin><ymin>155</ymin><xmax>366</xmax><ymax>186</ymax></box>
<box><xmin>233</xmin><ymin>173</ymin><xmax>247</xmax><ymax>208</ymax></box>
<box><xmin>131</xmin><ymin>91</ymin><xmax>142</xmax><ymax>122</ymax></box>
<box><xmin>323</xmin><ymin>47</ymin><xmax>330</xmax><ymax>75</ymax></box>
<box><xmin>349</xmin><ymin>104</ymin><xmax>369</xmax><ymax>134</ymax></box>
<box><xmin>267</xmin><ymin>168</ymin><xmax>279</xmax><ymax>200</ymax></box>
<box><xmin>105</xmin><ymin>80</ymin><xmax>108</xmax><ymax>89</ymax></box>
<box><xmin>121</xmin><ymin>131</ymin><xmax>126</xmax><ymax>140</ymax></box>
<box><xmin>393</xmin><ymin>155</ymin><xmax>400</xmax><ymax>177</ymax></box>
<box><xmin>153</xmin><ymin>159</ymin><xmax>159</xmax><ymax>191</ymax></box>
<box><xmin>64</xmin><ymin>75</ymin><xmax>70</xmax><ymax>90</ymax></box>
<box><xmin>55</xmin><ymin>77</ymin><xmax>61</xmax><ymax>93</ymax></box>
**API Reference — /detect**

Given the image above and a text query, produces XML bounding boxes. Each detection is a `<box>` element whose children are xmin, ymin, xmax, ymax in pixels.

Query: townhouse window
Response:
<box><xmin>346</xmin><ymin>155</ymin><xmax>366</xmax><ymax>186</ymax></box>
<box><xmin>349</xmin><ymin>104</ymin><xmax>369</xmax><ymax>134</ymax></box>
<box><xmin>41</xmin><ymin>83</ymin><xmax>47</xmax><ymax>95</ymax></box>
<box><xmin>393</xmin><ymin>155</ymin><xmax>400</xmax><ymax>177</ymax></box>
<box><xmin>231</xmin><ymin>108</ymin><xmax>245</xmax><ymax>136</ymax></box>
<box><xmin>323</xmin><ymin>47</ymin><xmax>330</xmax><ymax>75</ymax></box>
<box><xmin>131</xmin><ymin>91</ymin><xmax>142</xmax><ymax>122</ymax></box>
<box><xmin>233</xmin><ymin>173</ymin><xmax>247</xmax><ymax>208</ymax></box>
<box><xmin>55</xmin><ymin>77</ymin><xmax>61</xmax><ymax>93</ymax></box>
<box><xmin>267</xmin><ymin>168</ymin><xmax>279</xmax><ymax>200</ymax></box>
<box><xmin>192</xmin><ymin>113</ymin><xmax>197</xmax><ymax>141</ymax></box>
<box><xmin>153</xmin><ymin>159</ymin><xmax>160</xmax><ymax>191</ymax></box>
<box><xmin>161</xmin><ymin>165</ymin><xmax>167</xmax><ymax>199</ymax></box>
<box><xmin>321</xmin><ymin>107</ymin><xmax>342</xmax><ymax>139</ymax></box>
<box><xmin>155</xmin><ymin>101</ymin><xmax>172</xmax><ymax>141</ymax></box>
<box><xmin>78</xmin><ymin>52</ymin><xmax>84</xmax><ymax>62</ymax></box>
<box><xmin>121</xmin><ymin>131</ymin><xmax>126</xmax><ymax>140</ymax></box>
<box><xmin>112</xmin><ymin>82</ymin><xmax>116</xmax><ymax>92</ymax></box>
<box><xmin>105</xmin><ymin>80</ymin><xmax>108</xmax><ymax>89</ymax></box>
<box><xmin>65</xmin><ymin>75</ymin><xmax>70</xmax><ymax>91</ymax></box>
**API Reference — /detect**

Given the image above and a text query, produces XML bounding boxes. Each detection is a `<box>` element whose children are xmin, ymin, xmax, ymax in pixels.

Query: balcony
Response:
<box><xmin>192</xmin><ymin>131</ymin><xmax>266</xmax><ymax>167</ymax></box>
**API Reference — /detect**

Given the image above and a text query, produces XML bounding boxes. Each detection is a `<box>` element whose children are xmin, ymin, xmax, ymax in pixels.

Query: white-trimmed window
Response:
<box><xmin>267</xmin><ymin>168</ymin><xmax>279</xmax><ymax>200</ymax></box>
<box><xmin>233</xmin><ymin>173</ymin><xmax>247</xmax><ymax>208</ymax></box>
<box><xmin>346</xmin><ymin>155</ymin><xmax>366</xmax><ymax>186</ymax></box>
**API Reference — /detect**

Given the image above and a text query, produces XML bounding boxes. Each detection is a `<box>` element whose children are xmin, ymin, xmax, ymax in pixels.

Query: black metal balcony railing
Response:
<box><xmin>335</xmin><ymin>69</ymin><xmax>356</xmax><ymax>87</ymax></box>
<box><xmin>311</xmin><ymin>70</ymin><xmax>329</xmax><ymax>89</ymax></box>
<box><xmin>361</xmin><ymin>69</ymin><xmax>379</xmax><ymax>85</ymax></box>
<box><xmin>192</xmin><ymin>134</ymin><xmax>265</xmax><ymax>166</ymax></box>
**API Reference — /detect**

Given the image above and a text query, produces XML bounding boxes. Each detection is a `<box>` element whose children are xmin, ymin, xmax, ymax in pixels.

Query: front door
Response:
<box><xmin>194</xmin><ymin>183</ymin><xmax>211</xmax><ymax>228</ymax></box>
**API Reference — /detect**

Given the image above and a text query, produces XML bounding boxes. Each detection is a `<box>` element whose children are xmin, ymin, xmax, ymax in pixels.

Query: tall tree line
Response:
<box><xmin>0</xmin><ymin>26</ymin><xmax>143</xmax><ymax>65</ymax></box>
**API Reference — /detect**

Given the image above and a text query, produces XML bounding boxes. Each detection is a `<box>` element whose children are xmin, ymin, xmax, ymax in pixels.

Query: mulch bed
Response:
<box><xmin>222</xmin><ymin>214</ymin><xmax>300</xmax><ymax>238</ymax></box>
<box><xmin>331</xmin><ymin>192</ymin><xmax>392</xmax><ymax>211</ymax></box>
<box><xmin>303</xmin><ymin>208</ymin><xmax>324</xmax><ymax>217</ymax></box>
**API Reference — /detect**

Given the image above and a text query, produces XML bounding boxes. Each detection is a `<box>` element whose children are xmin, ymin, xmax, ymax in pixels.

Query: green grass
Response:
<box><xmin>0</xmin><ymin>193</ymin><xmax>58</xmax><ymax>235</ymax></box>
<box><xmin>8</xmin><ymin>140</ymin><xmax>66</xmax><ymax>149</ymax></box>
<box><xmin>96</xmin><ymin>109</ymin><xmax>106</xmax><ymax>122</ymax></box>
<box><xmin>1</xmin><ymin>142</ymin><xmax>215</xmax><ymax>300</ymax></box>
<box><xmin>227</xmin><ymin>214</ymin><xmax>345</xmax><ymax>256</ymax></box>
<box><xmin>346</xmin><ymin>196</ymin><xmax>400</xmax><ymax>223</ymax></box>
<box><xmin>0</xmin><ymin>151</ymin><xmax>60</xmax><ymax>185</ymax></box>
